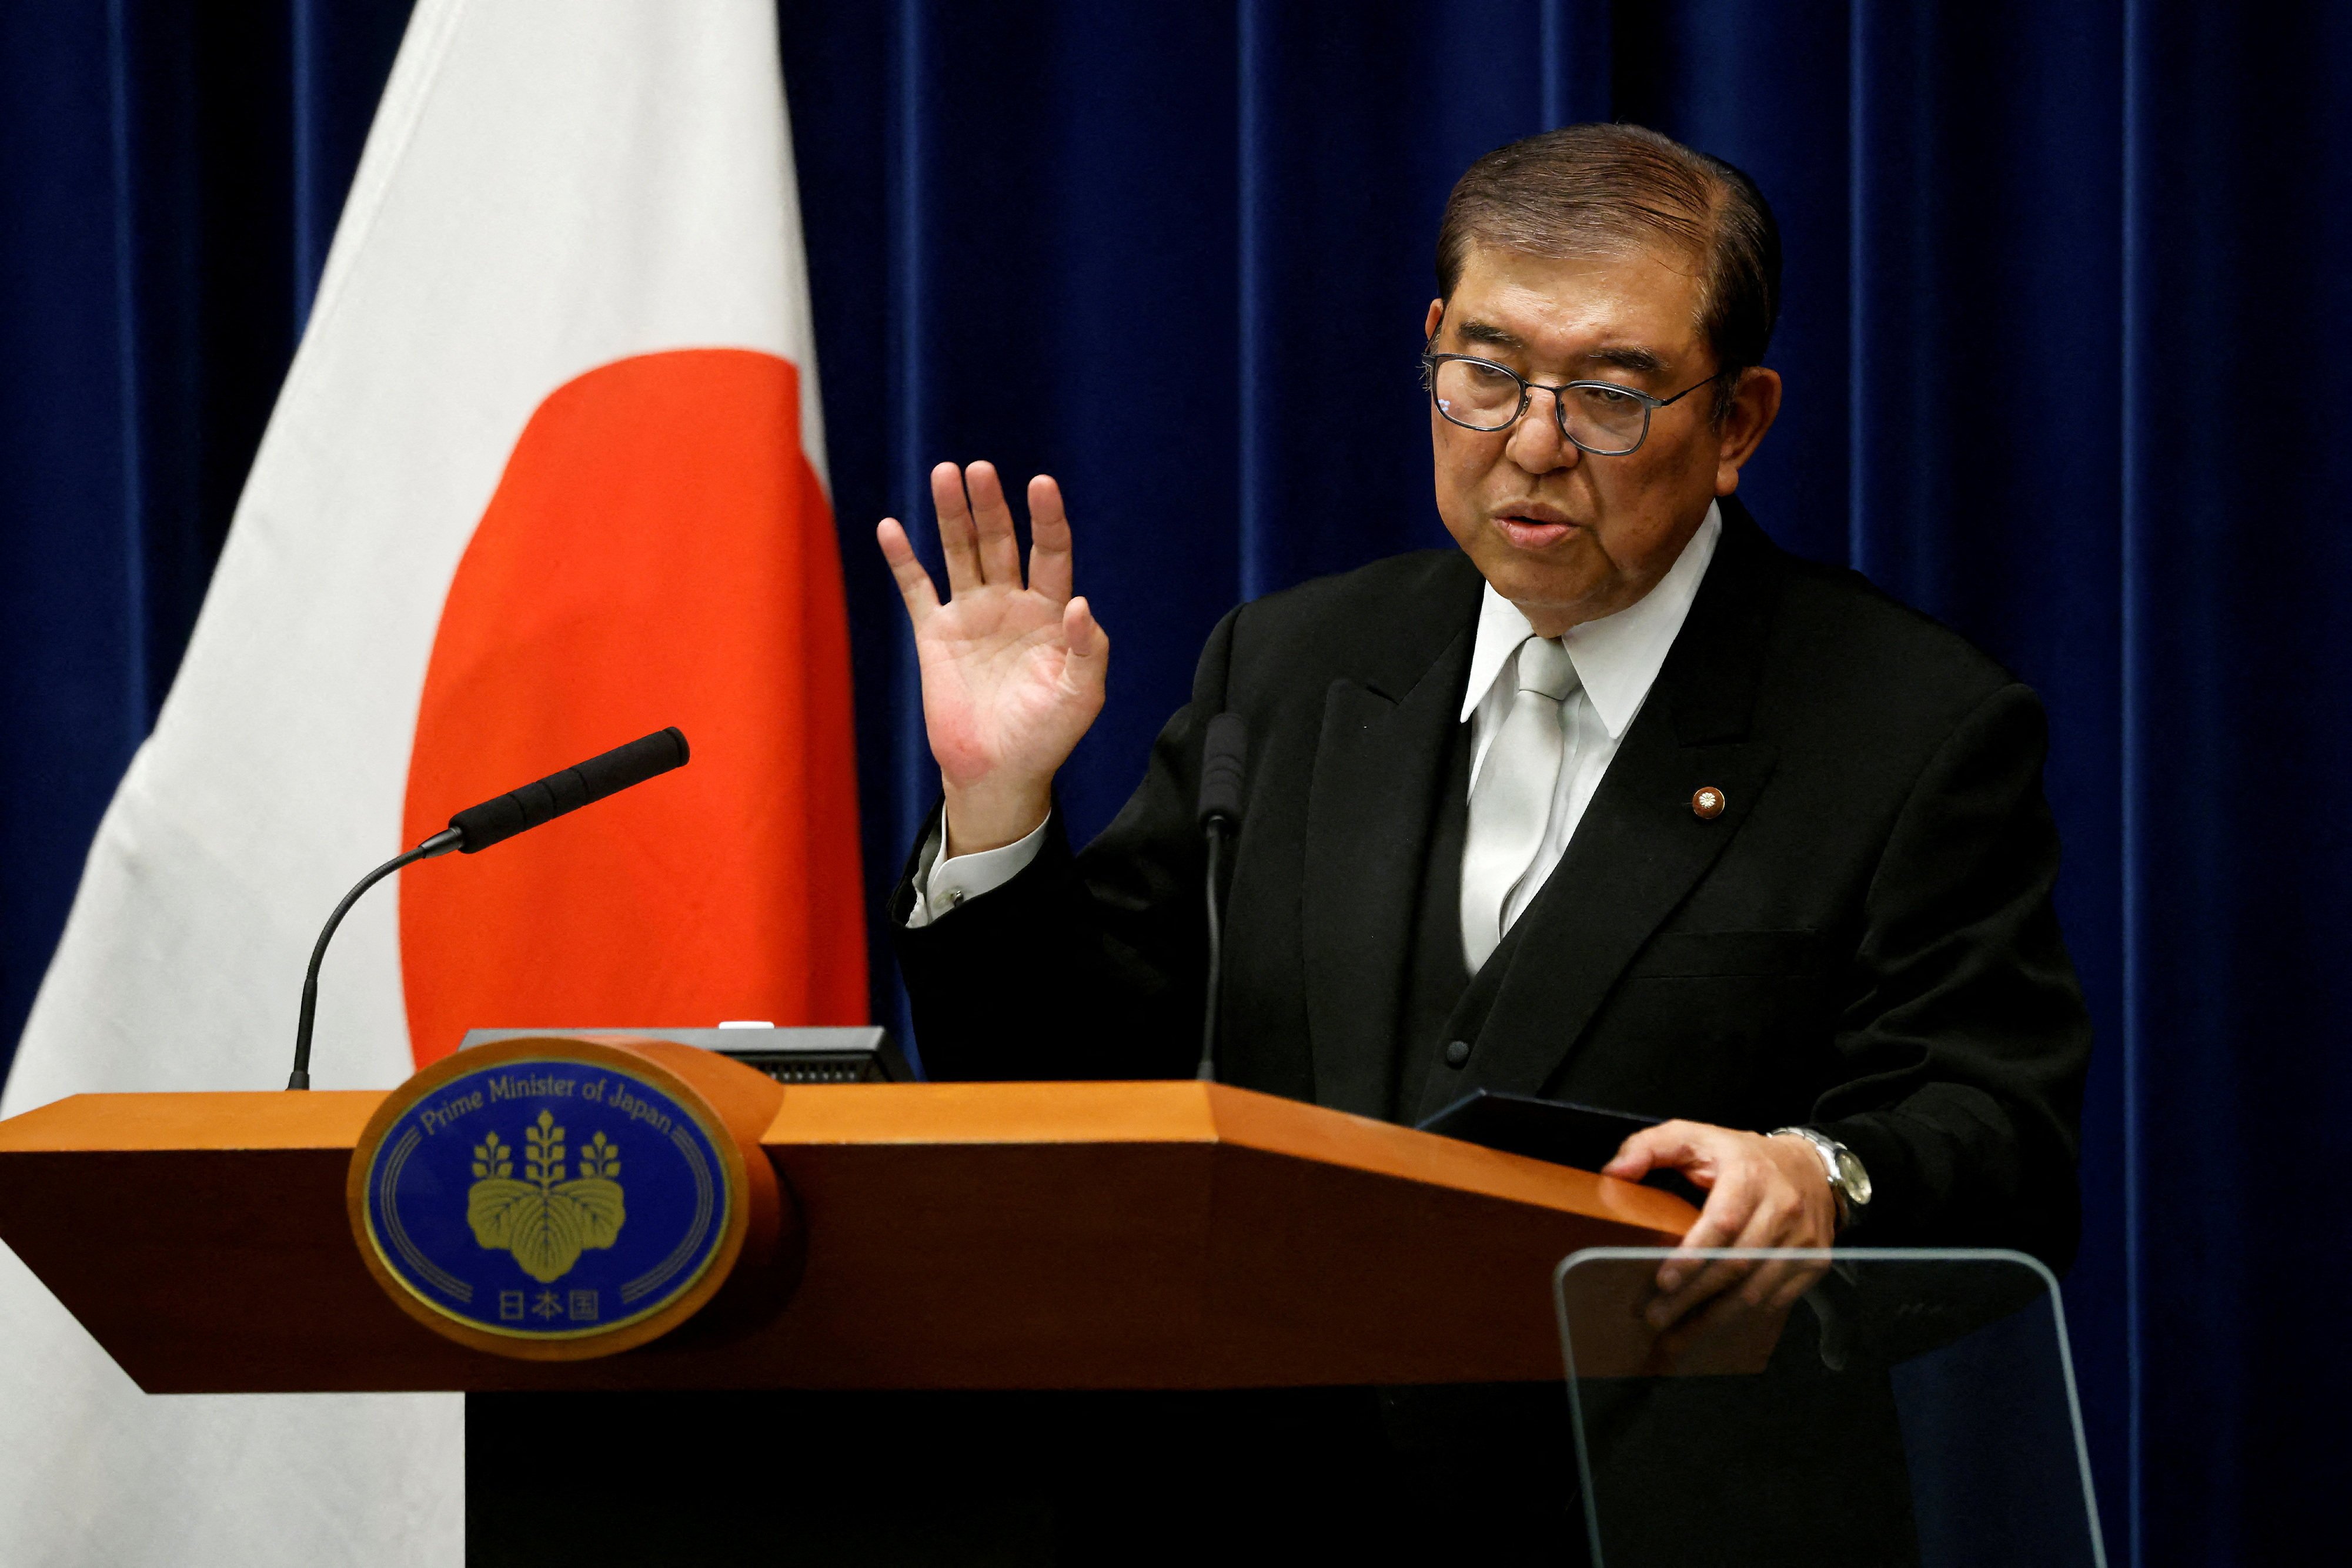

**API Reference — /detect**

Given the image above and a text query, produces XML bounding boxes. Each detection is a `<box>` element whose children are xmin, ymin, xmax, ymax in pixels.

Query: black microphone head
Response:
<box><xmin>1197</xmin><ymin>712</ymin><xmax>1248</xmax><ymax>828</ymax></box>
<box><xmin>449</xmin><ymin>726</ymin><xmax>690</xmax><ymax>852</ymax></box>
<box><xmin>573</xmin><ymin>725</ymin><xmax>689</xmax><ymax>800</ymax></box>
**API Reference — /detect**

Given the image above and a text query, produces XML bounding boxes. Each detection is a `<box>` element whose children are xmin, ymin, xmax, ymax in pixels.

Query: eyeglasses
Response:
<box><xmin>1419</xmin><ymin>349</ymin><xmax>1723</xmax><ymax>456</ymax></box>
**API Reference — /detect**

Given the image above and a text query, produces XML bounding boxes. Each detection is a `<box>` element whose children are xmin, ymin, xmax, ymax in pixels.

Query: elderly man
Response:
<box><xmin>876</xmin><ymin>122</ymin><xmax>2089</xmax><ymax>1556</ymax></box>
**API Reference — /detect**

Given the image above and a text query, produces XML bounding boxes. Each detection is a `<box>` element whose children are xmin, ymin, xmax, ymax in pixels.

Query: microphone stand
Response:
<box><xmin>287</xmin><ymin>828</ymin><xmax>461</xmax><ymax>1089</ymax></box>
<box><xmin>1192</xmin><ymin>712</ymin><xmax>1248</xmax><ymax>1082</ymax></box>
<box><xmin>1195</xmin><ymin>818</ymin><xmax>1231</xmax><ymax>1082</ymax></box>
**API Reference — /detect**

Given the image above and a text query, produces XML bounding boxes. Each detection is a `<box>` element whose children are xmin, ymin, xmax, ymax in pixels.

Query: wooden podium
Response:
<box><xmin>0</xmin><ymin>1077</ymin><xmax>1692</xmax><ymax>1562</ymax></box>
<box><xmin>0</xmin><ymin>1077</ymin><xmax>1686</xmax><ymax>1392</ymax></box>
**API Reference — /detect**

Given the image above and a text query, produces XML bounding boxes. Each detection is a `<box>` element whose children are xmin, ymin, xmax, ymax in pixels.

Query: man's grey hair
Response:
<box><xmin>1435</xmin><ymin>123</ymin><xmax>1782</xmax><ymax>420</ymax></box>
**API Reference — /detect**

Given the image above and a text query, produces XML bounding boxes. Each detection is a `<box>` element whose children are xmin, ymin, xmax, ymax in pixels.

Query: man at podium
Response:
<box><xmin>876</xmin><ymin>122</ymin><xmax>2090</xmax><ymax>1553</ymax></box>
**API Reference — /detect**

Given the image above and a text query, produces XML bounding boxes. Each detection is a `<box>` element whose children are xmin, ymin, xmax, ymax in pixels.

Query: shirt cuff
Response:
<box><xmin>903</xmin><ymin>808</ymin><xmax>1051</xmax><ymax>928</ymax></box>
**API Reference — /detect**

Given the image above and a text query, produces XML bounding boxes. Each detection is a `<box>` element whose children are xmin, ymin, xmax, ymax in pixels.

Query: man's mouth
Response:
<box><xmin>1495</xmin><ymin>510</ymin><xmax>1577</xmax><ymax>549</ymax></box>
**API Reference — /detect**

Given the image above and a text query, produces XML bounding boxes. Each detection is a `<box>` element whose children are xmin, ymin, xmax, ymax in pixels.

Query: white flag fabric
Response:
<box><xmin>0</xmin><ymin>1</ymin><xmax>857</xmax><ymax>1561</ymax></box>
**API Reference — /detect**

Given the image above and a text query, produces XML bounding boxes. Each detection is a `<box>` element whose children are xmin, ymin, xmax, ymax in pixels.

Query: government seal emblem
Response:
<box><xmin>349</xmin><ymin>1036</ymin><xmax>764</xmax><ymax>1358</ymax></box>
<box><xmin>465</xmin><ymin>1109</ymin><xmax>627</xmax><ymax>1283</ymax></box>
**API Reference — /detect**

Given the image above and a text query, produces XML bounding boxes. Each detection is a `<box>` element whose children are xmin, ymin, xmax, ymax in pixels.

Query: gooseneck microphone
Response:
<box><xmin>1194</xmin><ymin>713</ymin><xmax>1248</xmax><ymax>1083</ymax></box>
<box><xmin>285</xmin><ymin>726</ymin><xmax>690</xmax><ymax>1089</ymax></box>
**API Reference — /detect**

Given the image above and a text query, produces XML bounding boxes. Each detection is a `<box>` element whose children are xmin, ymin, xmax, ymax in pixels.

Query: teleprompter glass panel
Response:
<box><xmin>1553</xmin><ymin>1249</ymin><xmax>2107</xmax><ymax>1568</ymax></box>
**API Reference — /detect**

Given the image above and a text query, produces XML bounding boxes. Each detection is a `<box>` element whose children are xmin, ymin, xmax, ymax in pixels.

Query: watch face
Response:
<box><xmin>1835</xmin><ymin>1148</ymin><xmax>1872</xmax><ymax>1207</ymax></box>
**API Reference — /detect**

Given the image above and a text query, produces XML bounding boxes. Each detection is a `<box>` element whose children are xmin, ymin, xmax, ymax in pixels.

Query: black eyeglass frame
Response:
<box><xmin>1418</xmin><ymin>348</ymin><xmax>1725</xmax><ymax>456</ymax></box>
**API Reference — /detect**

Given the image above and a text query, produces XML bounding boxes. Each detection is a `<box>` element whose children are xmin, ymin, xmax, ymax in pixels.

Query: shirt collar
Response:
<box><xmin>1458</xmin><ymin>499</ymin><xmax>1723</xmax><ymax>737</ymax></box>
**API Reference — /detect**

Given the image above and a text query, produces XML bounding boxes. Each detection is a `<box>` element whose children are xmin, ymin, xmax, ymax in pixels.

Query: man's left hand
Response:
<box><xmin>1602</xmin><ymin>1120</ymin><xmax>1837</xmax><ymax>1331</ymax></box>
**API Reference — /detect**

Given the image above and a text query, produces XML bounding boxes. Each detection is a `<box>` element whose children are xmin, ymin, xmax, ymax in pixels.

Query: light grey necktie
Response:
<box><xmin>1460</xmin><ymin>634</ymin><xmax>1577</xmax><ymax>972</ymax></box>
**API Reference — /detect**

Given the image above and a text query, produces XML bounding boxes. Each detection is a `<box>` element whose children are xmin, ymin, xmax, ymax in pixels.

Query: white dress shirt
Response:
<box><xmin>1455</xmin><ymin>500</ymin><xmax>1719</xmax><ymax>962</ymax></box>
<box><xmin>904</xmin><ymin>501</ymin><xmax>1723</xmax><ymax>957</ymax></box>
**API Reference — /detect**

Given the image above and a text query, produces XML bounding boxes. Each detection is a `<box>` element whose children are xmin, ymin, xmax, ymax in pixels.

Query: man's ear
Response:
<box><xmin>1713</xmin><ymin>367</ymin><xmax>1783</xmax><ymax>496</ymax></box>
<box><xmin>1424</xmin><ymin>298</ymin><xmax>1446</xmax><ymax>341</ymax></box>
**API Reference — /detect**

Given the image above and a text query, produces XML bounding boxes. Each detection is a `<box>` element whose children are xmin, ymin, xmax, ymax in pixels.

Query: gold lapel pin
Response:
<box><xmin>1691</xmin><ymin>786</ymin><xmax>1726</xmax><ymax>820</ymax></box>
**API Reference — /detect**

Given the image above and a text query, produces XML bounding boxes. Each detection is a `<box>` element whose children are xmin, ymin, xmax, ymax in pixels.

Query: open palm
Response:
<box><xmin>877</xmin><ymin>461</ymin><xmax>1108</xmax><ymax>851</ymax></box>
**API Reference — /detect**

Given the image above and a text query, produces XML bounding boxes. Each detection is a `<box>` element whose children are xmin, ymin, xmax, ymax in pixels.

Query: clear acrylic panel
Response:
<box><xmin>1553</xmin><ymin>1248</ymin><xmax>2106</xmax><ymax>1568</ymax></box>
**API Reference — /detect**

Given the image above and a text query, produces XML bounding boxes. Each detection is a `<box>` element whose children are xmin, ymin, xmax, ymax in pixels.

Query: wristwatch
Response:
<box><xmin>1769</xmin><ymin>1126</ymin><xmax>1872</xmax><ymax>1232</ymax></box>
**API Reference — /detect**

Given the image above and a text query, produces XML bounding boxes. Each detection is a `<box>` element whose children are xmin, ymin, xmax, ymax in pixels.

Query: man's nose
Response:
<box><xmin>1504</xmin><ymin>387</ymin><xmax>1580</xmax><ymax>476</ymax></box>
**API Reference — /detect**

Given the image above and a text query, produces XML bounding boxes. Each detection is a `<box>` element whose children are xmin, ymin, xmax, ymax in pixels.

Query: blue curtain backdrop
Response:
<box><xmin>4</xmin><ymin>2</ymin><xmax>2346</xmax><ymax>1560</ymax></box>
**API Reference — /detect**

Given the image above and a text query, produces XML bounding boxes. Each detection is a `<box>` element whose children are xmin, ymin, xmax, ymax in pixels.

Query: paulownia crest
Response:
<box><xmin>466</xmin><ymin>1109</ymin><xmax>626</xmax><ymax>1283</ymax></box>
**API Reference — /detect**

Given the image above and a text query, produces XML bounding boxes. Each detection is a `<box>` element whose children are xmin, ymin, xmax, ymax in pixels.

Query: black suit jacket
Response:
<box><xmin>894</xmin><ymin>499</ymin><xmax>2092</xmax><ymax>1263</ymax></box>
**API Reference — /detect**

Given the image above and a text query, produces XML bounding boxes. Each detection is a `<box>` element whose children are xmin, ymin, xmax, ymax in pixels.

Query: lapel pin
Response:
<box><xmin>1691</xmin><ymin>785</ymin><xmax>1726</xmax><ymax>820</ymax></box>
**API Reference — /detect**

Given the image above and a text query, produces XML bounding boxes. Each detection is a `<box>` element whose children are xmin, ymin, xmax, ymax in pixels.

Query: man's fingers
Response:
<box><xmin>1027</xmin><ymin>474</ymin><xmax>1074</xmax><ymax>604</ymax></box>
<box><xmin>1650</xmin><ymin>1263</ymin><xmax>1750</xmax><ymax>1332</ymax></box>
<box><xmin>1676</xmin><ymin>1182</ymin><xmax>1754</xmax><ymax>1256</ymax></box>
<box><xmin>1654</xmin><ymin>1275</ymin><xmax>1799</xmax><ymax>1366</ymax></box>
<box><xmin>1652</xmin><ymin>1183</ymin><xmax>1797</xmax><ymax>1328</ymax></box>
<box><xmin>1605</xmin><ymin>1120</ymin><xmax>1710</xmax><ymax>1182</ymax></box>
<box><xmin>876</xmin><ymin>519</ymin><xmax>940</xmax><ymax>623</ymax></box>
<box><xmin>931</xmin><ymin>462</ymin><xmax>983</xmax><ymax>594</ymax></box>
<box><xmin>1649</xmin><ymin>1168</ymin><xmax>1760</xmax><ymax>1323</ymax></box>
<box><xmin>1738</xmin><ymin>1238</ymin><xmax>1824</xmax><ymax>1316</ymax></box>
<box><xmin>1060</xmin><ymin>596</ymin><xmax>1110</xmax><ymax>696</ymax></box>
<box><xmin>1600</xmin><ymin>1134</ymin><xmax>1657</xmax><ymax>1181</ymax></box>
<box><xmin>1632</xmin><ymin>1123</ymin><xmax>1733</xmax><ymax>1292</ymax></box>
<box><xmin>965</xmin><ymin>460</ymin><xmax>1024</xmax><ymax>586</ymax></box>
<box><xmin>1660</xmin><ymin>1234</ymin><xmax>1820</xmax><ymax>1334</ymax></box>
<box><xmin>1765</xmin><ymin>1255</ymin><xmax>1832</xmax><ymax>1313</ymax></box>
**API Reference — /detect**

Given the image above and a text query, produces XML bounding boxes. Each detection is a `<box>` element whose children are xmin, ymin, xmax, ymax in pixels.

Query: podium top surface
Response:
<box><xmin>0</xmin><ymin>1079</ymin><xmax>1691</xmax><ymax>1394</ymax></box>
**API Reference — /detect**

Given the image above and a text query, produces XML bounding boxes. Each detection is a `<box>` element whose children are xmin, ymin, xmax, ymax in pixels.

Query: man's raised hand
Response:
<box><xmin>876</xmin><ymin>461</ymin><xmax>1108</xmax><ymax>854</ymax></box>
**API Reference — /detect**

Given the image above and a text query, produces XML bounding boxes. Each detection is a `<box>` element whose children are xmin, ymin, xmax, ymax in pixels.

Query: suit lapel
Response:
<box><xmin>1412</xmin><ymin>502</ymin><xmax>1789</xmax><ymax>1118</ymax></box>
<box><xmin>1301</xmin><ymin>590</ymin><xmax>1479</xmax><ymax>1117</ymax></box>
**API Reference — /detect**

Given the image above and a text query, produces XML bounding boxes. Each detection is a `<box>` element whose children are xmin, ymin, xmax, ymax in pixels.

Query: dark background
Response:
<box><xmin>5</xmin><ymin>2</ymin><xmax>2347</xmax><ymax>1561</ymax></box>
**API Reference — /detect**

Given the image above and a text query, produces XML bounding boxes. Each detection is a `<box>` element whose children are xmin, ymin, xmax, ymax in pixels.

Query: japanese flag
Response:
<box><xmin>0</xmin><ymin>1</ymin><xmax>860</xmax><ymax>1561</ymax></box>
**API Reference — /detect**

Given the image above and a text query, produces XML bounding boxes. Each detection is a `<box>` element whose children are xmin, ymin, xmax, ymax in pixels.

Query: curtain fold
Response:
<box><xmin>2123</xmin><ymin>4</ymin><xmax>2352</xmax><ymax>1559</ymax></box>
<box><xmin>0</xmin><ymin>0</ymin><xmax>406</xmax><ymax>1095</ymax></box>
<box><xmin>6</xmin><ymin>3</ymin><xmax>2347</xmax><ymax>1559</ymax></box>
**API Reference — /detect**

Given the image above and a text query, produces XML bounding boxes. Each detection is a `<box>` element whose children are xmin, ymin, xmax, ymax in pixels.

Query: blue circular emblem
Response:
<box><xmin>359</xmin><ymin>1054</ymin><xmax>733</xmax><ymax>1342</ymax></box>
